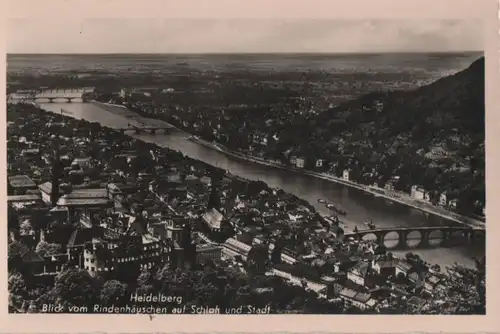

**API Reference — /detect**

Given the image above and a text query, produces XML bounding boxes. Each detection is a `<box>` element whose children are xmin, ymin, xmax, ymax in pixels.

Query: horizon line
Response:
<box><xmin>7</xmin><ymin>50</ymin><xmax>484</xmax><ymax>56</ymax></box>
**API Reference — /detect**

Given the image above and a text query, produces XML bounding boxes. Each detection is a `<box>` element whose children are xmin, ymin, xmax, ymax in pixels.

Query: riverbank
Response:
<box><xmin>41</xmin><ymin>100</ymin><xmax>485</xmax><ymax>230</ymax></box>
<box><xmin>36</xmin><ymin>101</ymin><xmax>485</xmax><ymax>268</ymax></box>
<box><xmin>187</xmin><ymin>134</ymin><xmax>485</xmax><ymax>230</ymax></box>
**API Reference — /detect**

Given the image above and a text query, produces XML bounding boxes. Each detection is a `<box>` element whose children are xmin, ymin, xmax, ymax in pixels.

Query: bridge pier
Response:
<box><xmin>420</xmin><ymin>230</ymin><xmax>431</xmax><ymax>248</ymax></box>
<box><xmin>398</xmin><ymin>230</ymin><xmax>408</xmax><ymax>248</ymax></box>
<box><xmin>440</xmin><ymin>230</ymin><xmax>453</xmax><ymax>247</ymax></box>
<box><xmin>135</xmin><ymin>129</ymin><xmax>141</xmax><ymax>134</ymax></box>
<box><xmin>150</xmin><ymin>129</ymin><xmax>156</xmax><ymax>135</ymax></box>
<box><xmin>471</xmin><ymin>229</ymin><xmax>485</xmax><ymax>243</ymax></box>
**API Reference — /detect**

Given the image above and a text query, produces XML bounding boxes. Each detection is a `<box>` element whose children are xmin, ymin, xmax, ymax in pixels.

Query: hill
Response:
<box><xmin>276</xmin><ymin>57</ymin><xmax>485</xmax><ymax>216</ymax></box>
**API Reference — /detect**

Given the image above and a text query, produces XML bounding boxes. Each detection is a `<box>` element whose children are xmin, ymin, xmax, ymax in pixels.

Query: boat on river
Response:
<box><xmin>326</xmin><ymin>203</ymin><xmax>347</xmax><ymax>216</ymax></box>
<box><xmin>188</xmin><ymin>135</ymin><xmax>223</xmax><ymax>152</ymax></box>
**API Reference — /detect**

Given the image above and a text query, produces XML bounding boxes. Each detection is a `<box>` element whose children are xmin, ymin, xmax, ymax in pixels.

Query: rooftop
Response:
<box><xmin>407</xmin><ymin>296</ymin><xmax>426</xmax><ymax>307</ymax></box>
<box><xmin>395</xmin><ymin>259</ymin><xmax>413</xmax><ymax>271</ymax></box>
<box><xmin>196</xmin><ymin>244</ymin><xmax>222</xmax><ymax>252</ymax></box>
<box><xmin>339</xmin><ymin>287</ymin><xmax>358</xmax><ymax>299</ymax></box>
<box><xmin>202</xmin><ymin>208</ymin><xmax>224</xmax><ymax>229</ymax></box>
<box><xmin>57</xmin><ymin>198</ymin><xmax>111</xmax><ymax>207</ymax></box>
<box><xmin>350</xmin><ymin>261</ymin><xmax>370</xmax><ymax>277</ymax></box>
<box><xmin>8</xmin><ymin>194</ymin><xmax>42</xmax><ymax>202</ymax></box>
<box><xmin>8</xmin><ymin>175</ymin><xmax>36</xmax><ymax>188</ymax></box>
<box><xmin>40</xmin><ymin>182</ymin><xmax>109</xmax><ymax>199</ymax></box>
<box><xmin>62</xmin><ymin>188</ymin><xmax>109</xmax><ymax>199</ymax></box>
<box><xmin>353</xmin><ymin>291</ymin><xmax>372</xmax><ymax>303</ymax></box>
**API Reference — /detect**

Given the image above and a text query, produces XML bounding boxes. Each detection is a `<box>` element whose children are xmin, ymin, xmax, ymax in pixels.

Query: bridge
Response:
<box><xmin>345</xmin><ymin>225</ymin><xmax>485</xmax><ymax>250</ymax></box>
<box><xmin>116</xmin><ymin>125</ymin><xmax>174</xmax><ymax>135</ymax></box>
<box><xmin>33</xmin><ymin>88</ymin><xmax>92</xmax><ymax>103</ymax></box>
<box><xmin>35</xmin><ymin>97</ymin><xmax>84</xmax><ymax>103</ymax></box>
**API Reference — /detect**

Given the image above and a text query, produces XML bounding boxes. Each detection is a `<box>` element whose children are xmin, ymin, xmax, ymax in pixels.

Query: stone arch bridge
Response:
<box><xmin>117</xmin><ymin>125</ymin><xmax>174</xmax><ymax>135</ymax></box>
<box><xmin>35</xmin><ymin>97</ymin><xmax>84</xmax><ymax>103</ymax></box>
<box><xmin>34</xmin><ymin>89</ymin><xmax>88</xmax><ymax>103</ymax></box>
<box><xmin>345</xmin><ymin>225</ymin><xmax>485</xmax><ymax>250</ymax></box>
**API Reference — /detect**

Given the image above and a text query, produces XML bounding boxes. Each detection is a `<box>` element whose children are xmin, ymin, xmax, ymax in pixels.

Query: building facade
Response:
<box><xmin>83</xmin><ymin>236</ymin><xmax>172</xmax><ymax>276</ymax></box>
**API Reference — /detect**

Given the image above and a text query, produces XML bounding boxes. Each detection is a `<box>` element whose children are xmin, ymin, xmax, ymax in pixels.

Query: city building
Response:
<box><xmin>347</xmin><ymin>261</ymin><xmax>370</xmax><ymax>286</ymax></box>
<box><xmin>202</xmin><ymin>208</ymin><xmax>225</xmax><ymax>233</ymax></box>
<box><xmin>342</xmin><ymin>169</ymin><xmax>350</xmax><ymax>181</ymax></box>
<box><xmin>8</xmin><ymin>175</ymin><xmax>37</xmax><ymax>195</ymax></box>
<box><xmin>372</xmin><ymin>258</ymin><xmax>396</xmax><ymax>278</ymax></box>
<box><xmin>165</xmin><ymin>217</ymin><xmax>191</xmax><ymax>245</ymax></box>
<box><xmin>71</xmin><ymin>157</ymin><xmax>92</xmax><ymax>170</ymax></box>
<box><xmin>351</xmin><ymin>291</ymin><xmax>377</xmax><ymax>310</ymax></box>
<box><xmin>338</xmin><ymin>287</ymin><xmax>377</xmax><ymax>310</ymax></box>
<box><xmin>223</xmin><ymin>237</ymin><xmax>252</xmax><ymax>260</ymax></box>
<box><xmin>8</xmin><ymin>90</ymin><xmax>38</xmax><ymax>104</ymax></box>
<box><xmin>384</xmin><ymin>181</ymin><xmax>395</xmax><ymax>192</ymax></box>
<box><xmin>38</xmin><ymin>182</ymin><xmax>55</xmax><ymax>204</ymax></box>
<box><xmin>407</xmin><ymin>296</ymin><xmax>427</xmax><ymax>311</ymax></box>
<box><xmin>449</xmin><ymin>199</ymin><xmax>458</xmax><ymax>209</ymax></box>
<box><xmin>83</xmin><ymin>235</ymin><xmax>172</xmax><ymax>276</ymax></box>
<box><xmin>252</xmin><ymin>132</ymin><xmax>268</xmax><ymax>146</ymax></box>
<box><xmin>119</xmin><ymin>89</ymin><xmax>129</xmax><ymax>99</ymax></box>
<box><xmin>439</xmin><ymin>192</ymin><xmax>448</xmax><ymax>206</ymax></box>
<box><xmin>38</xmin><ymin>183</ymin><xmax>113</xmax><ymax>224</ymax></box>
<box><xmin>8</xmin><ymin>194</ymin><xmax>44</xmax><ymax>216</ymax></box>
<box><xmin>410</xmin><ymin>185</ymin><xmax>427</xmax><ymax>201</ymax></box>
<box><xmin>395</xmin><ymin>259</ymin><xmax>413</xmax><ymax>276</ymax></box>
<box><xmin>424</xmin><ymin>273</ymin><xmax>443</xmax><ymax>294</ymax></box>
<box><xmin>296</xmin><ymin>157</ymin><xmax>305</xmax><ymax>169</ymax></box>
<box><xmin>196</xmin><ymin>243</ymin><xmax>222</xmax><ymax>263</ymax></box>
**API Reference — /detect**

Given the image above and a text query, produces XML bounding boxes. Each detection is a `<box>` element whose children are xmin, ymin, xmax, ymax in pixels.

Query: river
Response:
<box><xmin>39</xmin><ymin>102</ymin><xmax>484</xmax><ymax>268</ymax></box>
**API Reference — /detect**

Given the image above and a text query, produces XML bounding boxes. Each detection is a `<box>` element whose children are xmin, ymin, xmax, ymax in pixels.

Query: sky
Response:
<box><xmin>7</xmin><ymin>19</ymin><xmax>483</xmax><ymax>54</ymax></box>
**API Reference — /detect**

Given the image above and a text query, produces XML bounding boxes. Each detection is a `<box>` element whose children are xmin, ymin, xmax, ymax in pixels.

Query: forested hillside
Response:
<box><xmin>276</xmin><ymin>57</ymin><xmax>485</xmax><ymax>215</ymax></box>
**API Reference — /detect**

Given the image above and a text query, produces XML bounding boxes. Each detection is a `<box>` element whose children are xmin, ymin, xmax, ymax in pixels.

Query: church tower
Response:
<box><xmin>207</xmin><ymin>167</ymin><xmax>224</xmax><ymax>211</ymax></box>
<box><xmin>50</xmin><ymin>143</ymin><xmax>63</xmax><ymax>207</ymax></box>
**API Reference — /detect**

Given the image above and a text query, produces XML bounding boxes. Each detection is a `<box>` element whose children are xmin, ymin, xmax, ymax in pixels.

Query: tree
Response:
<box><xmin>8</xmin><ymin>241</ymin><xmax>26</xmax><ymax>274</ymax></box>
<box><xmin>30</xmin><ymin>211</ymin><xmax>52</xmax><ymax>235</ymax></box>
<box><xmin>137</xmin><ymin>269</ymin><xmax>153</xmax><ymax>286</ymax></box>
<box><xmin>35</xmin><ymin>241</ymin><xmax>62</xmax><ymax>257</ymax></box>
<box><xmin>100</xmin><ymin>280</ymin><xmax>128</xmax><ymax>307</ymax></box>
<box><xmin>396</xmin><ymin>272</ymin><xmax>406</xmax><ymax>282</ymax></box>
<box><xmin>405</xmin><ymin>252</ymin><xmax>415</xmax><ymax>262</ymax></box>
<box><xmin>374</xmin><ymin>244</ymin><xmax>387</xmax><ymax>255</ymax></box>
<box><xmin>431</xmin><ymin>264</ymin><xmax>441</xmax><ymax>273</ymax></box>
<box><xmin>8</xmin><ymin>272</ymin><xmax>27</xmax><ymax>298</ymax></box>
<box><xmin>247</xmin><ymin>244</ymin><xmax>270</xmax><ymax>275</ymax></box>
<box><xmin>53</xmin><ymin>268</ymin><xmax>98</xmax><ymax>309</ymax></box>
<box><xmin>8</xmin><ymin>205</ymin><xmax>19</xmax><ymax>230</ymax></box>
<box><xmin>135</xmin><ymin>283</ymin><xmax>156</xmax><ymax>299</ymax></box>
<box><xmin>155</xmin><ymin>262</ymin><xmax>172</xmax><ymax>282</ymax></box>
<box><xmin>19</xmin><ymin>220</ymin><xmax>33</xmax><ymax>236</ymax></box>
